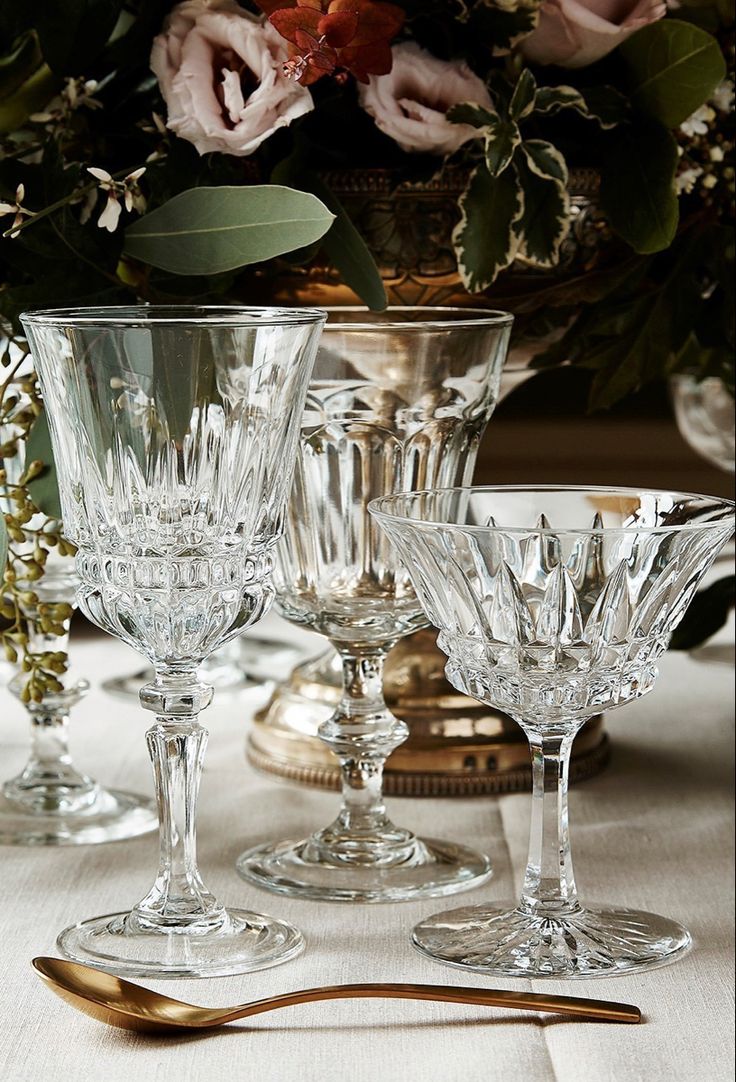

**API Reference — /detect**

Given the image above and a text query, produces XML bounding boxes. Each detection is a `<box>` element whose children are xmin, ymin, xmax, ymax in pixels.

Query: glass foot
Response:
<box><xmin>57</xmin><ymin>907</ymin><xmax>304</xmax><ymax>979</ymax></box>
<box><xmin>0</xmin><ymin>787</ymin><xmax>157</xmax><ymax>846</ymax></box>
<box><xmin>237</xmin><ymin>836</ymin><xmax>492</xmax><ymax>903</ymax></box>
<box><xmin>412</xmin><ymin>902</ymin><xmax>692</xmax><ymax>978</ymax></box>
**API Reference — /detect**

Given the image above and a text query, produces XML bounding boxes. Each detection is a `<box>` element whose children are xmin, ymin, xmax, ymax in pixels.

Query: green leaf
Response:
<box><xmin>123</xmin><ymin>185</ymin><xmax>335</xmax><ymax>276</ymax></box>
<box><xmin>0</xmin><ymin>510</ymin><xmax>7</xmax><ymax>574</ymax></box>
<box><xmin>0</xmin><ymin>31</ymin><xmax>58</xmax><ymax>133</ymax></box>
<box><xmin>25</xmin><ymin>411</ymin><xmax>62</xmax><ymax>521</ymax></box>
<box><xmin>271</xmin><ymin>159</ymin><xmax>386</xmax><ymax>311</ymax></box>
<box><xmin>620</xmin><ymin>20</ymin><xmax>726</xmax><ymax>128</ymax></box>
<box><xmin>669</xmin><ymin>576</ymin><xmax>735</xmax><ymax>650</ymax></box>
<box><xmin>453</xmin><ymin>163</ymin><xmax>523</xmax><ymax>293</ymax></box>
<box><xmin>484</xmin><ymin>117</ymin><xmax>521</xmax><ymax>177</ymax></box>
<box><xmin>600</xmin><ymin>119</ymin><xmax>678</xmax><ymax>254</ymax></box>
<box><xmin>513</xmin><ymin>142</ymin><xmax>570</xmax><ymax>269</ymax></box>
<box><xmin>467</xmin><ymin>3</ymin><xmax>540</xmax><ymax>51</ymax></box>
<box><xmin>35</xmin><ymin>0</ymin><xmax>124</xmax><ymax>76</ymax></box>
<box><xmin>534</xmin><ymin>85</ymin><xmax>629</xmax><ymax>128</ymax></box>
<box><xmin>508</xmin><ymin>68</ymin><xmax>536</xmax><ymax>121</ymax></box>
<box><xmin>447</xmin><ymin>102</ymin><xmax>497</xmax><ymax>129</ymax></box>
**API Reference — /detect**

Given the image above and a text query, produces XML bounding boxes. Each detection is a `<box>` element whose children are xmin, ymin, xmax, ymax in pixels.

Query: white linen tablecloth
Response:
<box><xmin>0</xmin><ymin>615</ymin><xmax>734</xmax><ymax>1082</ymax></box>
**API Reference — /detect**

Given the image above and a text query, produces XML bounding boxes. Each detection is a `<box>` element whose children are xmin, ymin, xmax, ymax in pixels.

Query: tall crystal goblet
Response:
<box><xmin>21</xmin><ymin>305</ymin><xmax>325</xmax><ymax>978</ymax></box>
<box><xmin>237</xmin><ymin>308</ymin><xmax>512</xmax><ymax>902</ymax></box>
<box><xmin>371</xmin><ymin>485</ymin><xmax>735</xmax><ymax>976</ymax></box>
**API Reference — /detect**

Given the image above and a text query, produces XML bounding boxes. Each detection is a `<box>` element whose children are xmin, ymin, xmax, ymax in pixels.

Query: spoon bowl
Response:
<box><xmin>32</xmin><ymin>956</ymin><xmax>641</xmax><ymax>1033</ymax></box>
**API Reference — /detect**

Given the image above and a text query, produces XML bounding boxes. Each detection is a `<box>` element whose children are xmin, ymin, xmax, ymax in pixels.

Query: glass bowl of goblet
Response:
<box><xmin>21</xmin><ymin>305</ymin><xmax>324</xmax><ymax>978</ymax></box>
<box><xmin>236</xmin><ymin>308</ymin><xmax>513</xmax><ymax>902</ymax></box>
<box><xmin>371</xmin><ymin>485</ymin><xmax>734</xmax><ymax>977</ymax></box>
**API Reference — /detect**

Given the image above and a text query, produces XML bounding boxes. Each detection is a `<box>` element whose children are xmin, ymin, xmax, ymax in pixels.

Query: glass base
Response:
<box><xmin>236</xmin><ymin>836</ymin><xmax>492</xmax><ymax>903</ymax></box>
<box><xmin>412</xmin><ymin>902</ymin><xmax>692</xmax><ymax>978</ymax></box>
<box><xmin>0</xmin><ymin>787</ymin><xmax>157</xmax><ymax>846</ymax></box>
<box><xmin>57</xmin><ymin>907</ymin><xmax>305</xmax><ymax>979</ymax></box>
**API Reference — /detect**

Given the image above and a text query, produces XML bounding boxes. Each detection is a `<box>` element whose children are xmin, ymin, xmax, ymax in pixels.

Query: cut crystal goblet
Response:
<box><xmin>21</xmin><ymin>305</ymin><xmax>324</xmax><ymax>978</ymax></box>
<box><xmin>237</xmin><ymin>308</ymin><xmax>512</xmax><ymax>902</ymax></box>
<box><xmin>371</xmin><ymin>485</ymin><xmax>734</xmax><ymax>976</ymax></box>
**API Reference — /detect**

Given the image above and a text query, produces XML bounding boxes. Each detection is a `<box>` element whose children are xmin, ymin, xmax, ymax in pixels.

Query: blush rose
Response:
<box><xmin>150</xmin><ymin>0</ymin><xmax>313</xmax><ymax>157</ymax></box>
<box><xmin>519</xmin><ymin>0</ymin><xmax>667</xmax><ymax>69</ymax></box>
<box><xmin>358</xmin><ymin>42</ymin><xmax>493</xmax><ymax>155</ymax></box>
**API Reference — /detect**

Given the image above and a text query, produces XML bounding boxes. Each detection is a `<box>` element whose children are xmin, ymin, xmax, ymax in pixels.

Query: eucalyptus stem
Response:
<box><xmin>2</xmin><ymin>163</ymin><xmax>146</xmax><ymax>240</ymax></box>
<box><xmin>1</xmin><ymin>354</ymin><xmax>71</xmax><ymax>699</ymax></box>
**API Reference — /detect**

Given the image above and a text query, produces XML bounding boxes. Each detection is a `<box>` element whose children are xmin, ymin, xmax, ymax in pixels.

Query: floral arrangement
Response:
<box><xmin>0</xmin><ymin>0</ymin><xmax>734</xmax><ymax>685</ymax></box>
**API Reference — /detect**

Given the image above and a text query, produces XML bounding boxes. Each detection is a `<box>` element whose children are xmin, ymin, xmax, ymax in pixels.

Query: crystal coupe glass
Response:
<box><xmin>371</xmin><ymin>485</ymin><xmax>735</xmax><ymax>976</ymax></box>
<box><xmin>21</xmin><ymin>305</ymin><xmax>325</xmax><ymax>978</ymax></box>
<box><xmin>237</xmin><ymin>308</ymin><xmax>512</xmax><ymax>902</ymax></box>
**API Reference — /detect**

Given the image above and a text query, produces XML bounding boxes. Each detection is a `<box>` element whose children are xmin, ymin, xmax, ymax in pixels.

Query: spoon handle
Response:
<box><xmin>224</xmin><ymin>983</ymin><xmax>641</xmax><ymax>1025</ymax></box>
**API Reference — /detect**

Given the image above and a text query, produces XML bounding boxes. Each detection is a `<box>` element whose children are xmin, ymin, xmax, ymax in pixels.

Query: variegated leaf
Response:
<box><xmin>534</xmin><ymin>85</ymin><xmax>629</xmax><ymax>129</ymax></box>
<box><xmin>447</xmin><ymin>102</ymin><xmax>498</xmax><ymax>129</ymax></box>
<box><xmin>453</xmin><ymin>163</ymin><xmax>523</xmax><ymax>293</ymax></box>
<box><xmin>484</xmin><ymin>116</ymin><xmax>521</xmax><ymax>177</ymax></box>
<box><xmin>508</xmin><ymin>68</ymin><xmax>536</xmax><ymax>121</ymax></box>
<box><xmin>512</xmin><ymin>141</ymin><xmax>570</xmax><ymax>269</ymax></box>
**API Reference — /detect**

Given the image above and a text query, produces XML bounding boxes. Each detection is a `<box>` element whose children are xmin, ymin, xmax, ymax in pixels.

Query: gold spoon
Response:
<box><xmin>32</xmin><ymin>956</ymin><xmax>641</xmax><ymax>1033</ymax></box>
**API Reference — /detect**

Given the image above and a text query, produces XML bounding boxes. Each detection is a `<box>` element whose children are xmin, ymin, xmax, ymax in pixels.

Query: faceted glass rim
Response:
<box><xmin>19</xmin><ymin>304</ymin><xmax>327</xmax><ymax>328</ymax></box>
<box><xmin>370</xmin><ymin>484</ymin><xmax>736</xmax><ymax>538</ymax></box>
<box><xmin>321</xmin><ymin>306</ymin><xmax>513</xmax><ymax>331</ymax></box>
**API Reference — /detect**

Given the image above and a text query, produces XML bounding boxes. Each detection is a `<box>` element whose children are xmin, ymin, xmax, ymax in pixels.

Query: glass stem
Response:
<box><xmin>4</xmin><ymin>617</ymin><xmax>95</xmax><ymax>809</ymax></box>
<box><xmin>135</xmin><ymin>669</ymin><xmax>222</xmax><ymax>929</ymax></box>
<box><xmin>519</xmin><ymin>725</ymin><xmax>583</xmax><ymax>918</ymax></box>
<box><xmin>319</xmin><ymin>648</ymin><xmax>409</xmax><ymax>840</ymax></box>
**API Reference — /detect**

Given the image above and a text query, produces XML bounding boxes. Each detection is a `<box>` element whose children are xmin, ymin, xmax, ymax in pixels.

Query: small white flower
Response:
<box><xmin>702</xmin><ymin>173</ymin><xmax>718</xmax><ymax>190</ymax></box>
<box><xmin>675</xmin><ymin>166</ymin><xmax>703</xmax><ymax>194</ymax></box>
<box><xmin>712</xmin><ymin>79</ymin><xmax>735</xmax><ymax>114</ymax></box>
<box><xmin>710</xmin><ymin>146</ymin><xmax>725</xmax><ymax>163</ymax></box>
<box><xmin>85</xmin><ymin>166</ymin><xmax>147</xmax><ymax>231</ymax></box>
<box><xmin>680</xmin><ymin>105</ymin><xmax>715</xmax><ymax>138</ymax></box>
<box><xmin>0</xmin><ymin>183</ymin><xmax>33</xmax><ymax>237</ymax></box>
<box><xmin>97</xmin><ymin>193</ymin><xmax>122</xmax><ymax>232</ymax></box>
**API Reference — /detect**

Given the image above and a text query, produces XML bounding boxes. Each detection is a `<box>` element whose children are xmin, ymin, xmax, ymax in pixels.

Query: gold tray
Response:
<box><xmin>247</xmin><ymin>630</ymin><xmax>610</xmax><ymax>797</ymax></box>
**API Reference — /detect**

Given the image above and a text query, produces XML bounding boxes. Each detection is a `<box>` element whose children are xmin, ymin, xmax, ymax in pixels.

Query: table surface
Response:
<box><xmin>0</xmin><ymin>615</ymin><xmax>733</xmax><ymax>1082</ymax></box>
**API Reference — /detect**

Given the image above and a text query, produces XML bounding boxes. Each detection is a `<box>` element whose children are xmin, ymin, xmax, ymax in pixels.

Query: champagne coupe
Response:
<box><xmin>237</xmin><ymin>308</ymin><xmax>512</xmax><ymax>902</ymax></box>
<box><xmin>371</xmin><ymin>485</ymin><xmax>735</xmax><ymax>976</ymax></box>
<box><xmin>21</xmin><ymin>305</ymin><xmax>324</xmax><ymax>978</ymax></box>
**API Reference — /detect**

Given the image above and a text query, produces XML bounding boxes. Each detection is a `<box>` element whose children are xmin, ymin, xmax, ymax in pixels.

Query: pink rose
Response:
<box><xmin>150</xmin><ymin>0</ymin><xmax>313</xmax><ymax>157</ymax></box>
<box><xmin>519</xmin><ymin>0</ymin><xmax>666</xmax><ymax>68</ymax></box>
<box><xmin>358</xmin><ymin>42</ymin><xmax>493</xmax><ymax>155</ymax></box>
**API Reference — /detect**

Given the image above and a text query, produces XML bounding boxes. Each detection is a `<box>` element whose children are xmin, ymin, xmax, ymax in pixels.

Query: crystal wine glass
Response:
<box><xmin>0</xmin><ymin>402</ymin><xmax>156</xmax><ymax>846</ymax></box>
<box><xmin>371</xmin><ymin>485</ymin><xmax>735</xmax><ymax>976</ymax></box>
<box><xmin>21</xmin><ymin>305</ymin><xmax>325</xmax><ymax>978</ymax></box>
<box><xmin>237</xmin><ymin>308</ymin><xmax>512</xmax><ymax>902</ymax></box>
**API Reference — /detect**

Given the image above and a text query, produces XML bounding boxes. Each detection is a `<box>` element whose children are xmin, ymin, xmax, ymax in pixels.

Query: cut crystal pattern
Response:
<box><xmin>371</xmin><ymin>485</ymin><xmax>734</xmax><ymax>977</ymax></box>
